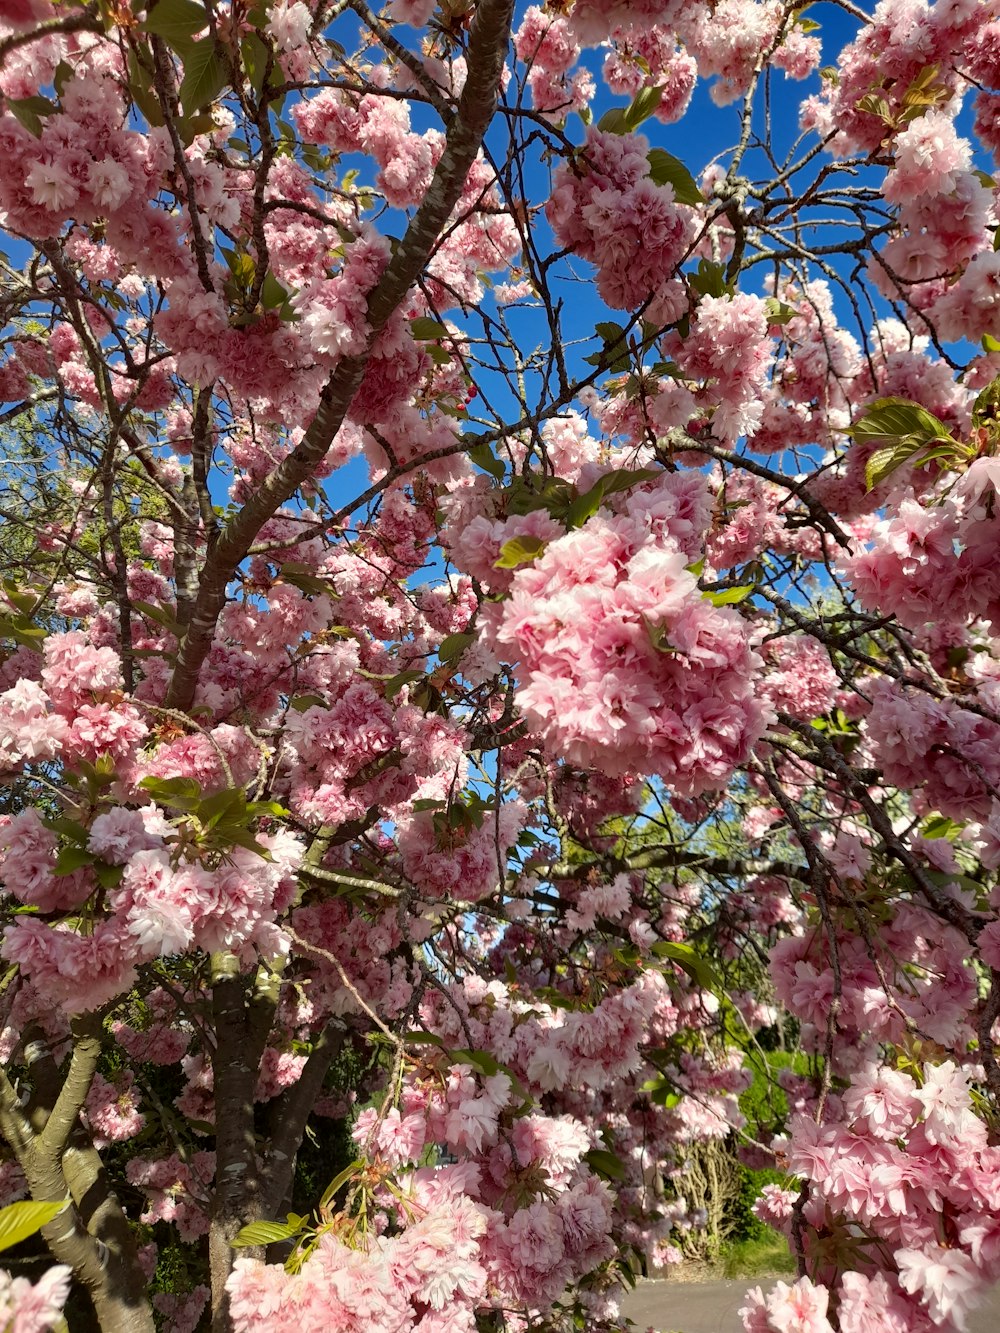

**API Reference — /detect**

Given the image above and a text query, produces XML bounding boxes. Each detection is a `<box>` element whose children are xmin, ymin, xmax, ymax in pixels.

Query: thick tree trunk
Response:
<box><xmin>208</xmin><ymin>955</ymin><xmax>265</xmax><ymax>1332</ymax></box>
<box><xmin>0</xmin><ymin>1021</ymin><xmax>155</xmax><ymax>1333</ymax></box>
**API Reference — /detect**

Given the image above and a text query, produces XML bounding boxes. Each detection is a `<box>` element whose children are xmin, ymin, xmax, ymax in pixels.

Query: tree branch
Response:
<box><xmin>259</xmin><ymin>1019</ymin><xmax>347</xmax><ymax>1218</ymax></box>
<box><xmin>39</xmin><ymin>1013</ymin><xmax>104</xmax><ymax>1160</ymax></box>
<box><xmin>207</xmin><ymin>953</ymin><xmax>262</xmax><ymax>1332</ymax></box>
<box><xmin>162</xmin><ymin>0</ymin><xmax>516</xmax><ymax>712</ymax></box>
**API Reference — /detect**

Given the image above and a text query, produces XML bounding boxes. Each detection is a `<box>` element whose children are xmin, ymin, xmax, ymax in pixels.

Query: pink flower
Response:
<box><xmin>916</xmin><ymin>1061</ymin><xmax>980</xmax><ymax>1145</ymax></box>
<box><xmin>267</xmin><ymin>0</ymin><xmax>312</xmax><ymax>51</ymax></box>
<box><xmin>837</xmin><ymin>1271</ymin><xmax>925</xmax><ymax>1333</ymax></box>
<box><xmin>740</xmin><ymin>1277</ymin><xmax>833</xmax><ymax>1333</ymax></box>
<box><xmin>0</xmin><ymin>1263</ymin><xmax>71</xmax><ymax>1333</ymax></box>
<box><xmin>24</xmin><ymin>161</ymin><xmax>77</xmax><ymax>211</ymax></box>
<box><xmin>884</xmin><ymin>110</ymin><xmax>971</xmax><ymax>203</ymax></box>
<box><xmin>896</xmin><ymin>1243</ymin><xmax>984</xmax><ymax>1329</ymax></box>
<box><xmin>843</xmin><ymin>1065</ymin><xmax>921</xmax><ymax>1141</ymax></box>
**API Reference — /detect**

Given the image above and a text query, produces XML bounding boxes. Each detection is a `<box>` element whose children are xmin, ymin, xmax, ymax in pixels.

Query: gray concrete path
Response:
<box><xmin>621</xmin><ymin>1278</ymin><xmax>1000</xmax><ymax>1332</ymax></box>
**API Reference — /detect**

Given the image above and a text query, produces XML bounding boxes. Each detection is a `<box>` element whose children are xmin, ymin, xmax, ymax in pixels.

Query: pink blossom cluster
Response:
<box><xmin>758</xmin><ymin>635</ymin><xmax>839</xmax><ymax>723</ymax></box>
<box><xmin>552</xmin><ymin>0</ymin><xmax>816</xmax><ymax>105</ymax></box>
<box><xmin>603</xmin><ymin>32</ymin><xmax>697</xmax><ymax>124</ymax></box>
<box><xmin>546</xmin><ymin>127</ymin><xmax>698</xmax><ymax>310</ymax></box>
<box><xmin>514</xmin><ymin>7</ymin><xmax>594</xmax><ymax>122</ymax></box>
<box><xmin>841</xmin><ymin>486</ymin><xmax>1000</xmax><ymax>633</ymax></box>
<box><xmin>152</xmin><ymin>1286</ymin><xmax>209</xmax><ymax>1333</ymax></box>
<box><xmin>861</xmin><ymin>678</ymin><xmax>1000</xmax><ymax>820</ymax></box>
<box><xmin>0</xmin><ymin>1263</ymin><xmax>71</xmax><ymax>1333</ymax></box>
<box><xmin>126</xmin><ymin>1152</ymin><xmax>214</xmax><ymax>1242</ymax></box>
<box><xmin>397</xmin><ymin>801</ymin><xmax>527</xmax><ymax>905</ymax></box>
<box><xmin>770</xmin><ymin>898</ymin><xmax>976</xmax><ymax>1059</ymax></box>
<box><xmin>749</xmin><ymin>1060</ymin><xmax>1000</xmax><ymax>1332</ymax></box>
<box><xmin>1</xmin><ymin>827</ymin><xmax>302</xmax><ymax>1013</ymax></box>
<box><xmin>227</xmin><ymin>1165</ymin><xmax>616</xmax><ymax>1329</ymax></box>
<box><xmin>800</xmin><ymin>0</ymin><xmax>976</xmax><ymax>158</ymax></box>
<box><xmin>492</xmin><ymin>474</ymin><xmax>768</xmax><ymax>794</ymax></box>
<box><xmin>0</xmin><ymin>630</ymin><xmax>310</xmax><ymax>1010</ymax></box>
<box><xmin>667</xmin><ymin>293</ymin><xmax>775</xmax><ymax>443</ymax></box>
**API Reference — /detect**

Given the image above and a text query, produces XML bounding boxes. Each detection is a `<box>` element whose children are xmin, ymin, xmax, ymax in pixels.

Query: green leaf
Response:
<box><xmin>0</xmin><ymin>1200</ymin><xmax>68</xmax><ymax>1253</ymax></box>
<box><xmin>650</xmin><ymin>940</ymin><xmax>719</xmax><ymax>990</ymax></box>
<box><xmin>973</xmin><ymin>375</ymin><xmax>1000</xmax><ymax>427</ymax></box>
<box><xmin>852</xmin><ymin>397</ymin><xmax>951</xmax><ymax>446</ymax></box>
<box><xmin>596</xmin><ymin>106</ymin><xmax>629</xmax><ymax>134</ymax></box>
<box><xmin>260</xmin><ymin>270</ymin><xmax>288</xmax><ymax>310</ymax></box>
<box><xmin>594</xmin><ymin>320</ymin><xmax>626</xmax><ymax>344</ymax></box>
<box><xmin>451</xmin><ymin>1047</ymin><xmax>500</xmax><ymax>1077</ymax></box>
<box><xmin>410</xmin><ymin>317</ymin><xmax>449</xmax><ymax>340</ymax></box>
<box><xmin>494</xmin><ymin>535</ymin><xmax>547</xmax><ymax>569</ymax></box>
<box><xmin>595</xmin><ymin>466</ymin><xmax>660</xmax><ymax>499</ymax></box>
<box><xmin>232</xmin><ymin>1220</ymin><xmax>298</xmax><ymax>1248</ymax></box>
<box><xmin>468</xmin><ymin>442</ymin><xmax>505</xmax><ymax>482</ymax></box>
<box><xmin>983</xmin><ymin>334</ymin><xmax>1000</xmax><ymax>354</ymax></box>
<box><xmin>94</xmin><ymin>862</ymin><xmax>124</xmax><ymax>890</ymax></box>
<box><xmin>132</xmin><ymin>600</ymin><xmax>183</xmax><ymax>636</ymax></box>
<box><xmin>901</xmin><ymin>64</ymin><xmax>947</xmax><ymax>110</ymax></box>
<box><xmin>53</xmin><ymin>846</ymin><xmax>96</xmax><ymax>876</ymax></box>
<box><xmin>641</xmin><ymin>1076</ymin><xmax>682</xmax><ymax>1108</ymax></box>
<box><xmin>139</xmin><ymin>775</ymin><xmax>203</xmax><ymax>811</ymax></box>
<box><xmin>565</xmin><ymin>483</ymin><xmax>609</xmax><ymax>529</ymax></box>
<box><xmin>764</xmin><ymin>297</ymin><xmax>796</xmax><ymax>326</ymax></box>
<box><xmin>690</xmin><ymin>259</ymin><xmax>728</xmax><ymax>299</ymax></box>
<box><xmin>278</xmin><ymin>562</ymin><xmax>330</xmax><ymax>597</ymax></box>
<box><xmin>645</xmin><ymin>619</ymin><xmax>677</xmax><ymax>655</ymax></box>
<box><xmin>45</xmin><ymin>817</ymin><xmax>89</xmax><ymax>845</ymax></box>
<box><xmin>503</xmin><ymin>474</ymin><xmax>574</xmax><ymax>519</ymax></box>
<box><xmin>224</xmin><ymin>826</ymin><xmax>273</xmax><ymax>860</ymax></box>
<box><xmin>703</xmin><ymin>584</ymin><xmax>754</xmax><ymax>606</ymax></box>
<box><xmin>289</xmin><ymin>694</ymin><xmax>325</xmax><ymax>712</ymax></box>
<box><xmin>240</xmin><ymin>32</ymin><xmax>270</xmax><ymax>97</ymax></box>
<box><xmin>921</xmin><ymin>814</ymin><xmax>962</xmax><ymax>840</ymax></box>
<box><xmin>924</xmin><ymin>868</ymin><xmax>985</xmax><ymax>897</ymax></box>
<box><xmin>438</xmin><ymin>631</ymin><xmax>474</xmax><ymax>664</ymax></box>
<box><xmin>1</xmin><ymin>582</ymin><xmax>39</xmax><ymax>616</ymax></box>
<box><xmin>127</xmin><ymin>48</ymin><xmax>166</xmax><ymax>126</ymax></box>
<box><xmin>856</xmin><ymin>93</ymin><xmax>893</xmax><ymax>123</ymax></box>
<box><xmin>197</xmin><ymin>787</ymin><xmax>247</xmax><ymax>828</ymax></box>
<box><xmin>0</xmin><ymin>616</ymin><xmax>45</xmax><ymax>652</ymax></box>
<box><xmin>626</xmin><ymin>83</ymin><xmax>663</xmax><ymax>128</ymax></box>
<box><xmin>384</xmin><ymin>669</ymin><xmax>425</xmax><ymax>701</ymax></box>
<box><xmin>247</xmin><ymin>799</ymin><xmax>290</xmax><ymax>819</ymax></box>
<box><xmin>583</xmin><ymin>1148</ymin><xmax>627</xmax><ymax>1182</ymax></box>
<box><xmin>851</xmin><ymin>397</ymin><xmax>960</xmax><ymax>490</ymax></box>
<box><xmin>565</xmin><ymin>466</ymin><xmax>659</xmax><ymax>530</ymax></box>
<box><xmin>318</xmin><ymin>1160</ymin><xmax>363</xmax><ymax>1211</ymax></box>
<box><xmin>6</xmin><ymin>96</ymin><xmax>56</xmax><ymax>137</ymax></box>
<box><xmin>597</xmin><ymin>84</ymin><xmax>663</xmax><ymax>135</ymax></box>
<box><xmin>179</xmin><ymin>38</ymin><xmax>227</xmax><ymax>112</ymax></box>
<box><xmin>221</xmin><ymin>246</ymin><xmax>255</xmax><ymax>286</ymax></box>
<box><xmin>141</xmin><ymin>0</ymin><xmax>207</xmax><ymax>43</ymax></box>
<box><xmin>53</xmin><ymin>61</ymin><xmax>74</xmax><ymax>98</ymax></box>
<box><xmin>863</xmin><ymin>444</ymin><xmax>911</xmax><ymax>490</ymax></box>
<box><xmin>592</xmin><ymin>320</ymin><xmax>631</xmax><ymax>371</ymax></box>
<box><xmin>646</xmin><ymin>149</ymin><xmax>704</xmax><ymax>207</ymax></box>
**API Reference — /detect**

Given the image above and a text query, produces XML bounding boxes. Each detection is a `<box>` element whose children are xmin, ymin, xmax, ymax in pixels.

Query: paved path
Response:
<box><xmin>621</xmin><ymin>1278</ymin><xmax>1000</xmax><ymax>1332</ymax></box>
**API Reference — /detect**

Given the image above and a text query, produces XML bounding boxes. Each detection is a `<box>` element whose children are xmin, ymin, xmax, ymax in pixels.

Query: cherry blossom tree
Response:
<box><xmin>3</xmin><ymin>0</ymin><xmax>1000</xmax><ymax>1330</ymax></box>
